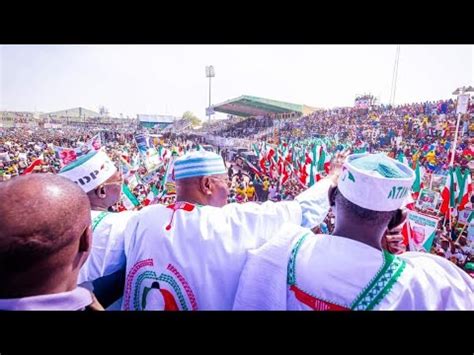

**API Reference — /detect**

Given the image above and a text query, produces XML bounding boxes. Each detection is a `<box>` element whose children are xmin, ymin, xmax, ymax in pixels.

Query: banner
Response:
<box><xmin>54</xmin><ymin>134</ymin><xmax>102</xmax><ymax>167</ymax></box>
<box><xmin>406</xmin><ymin>211</ymin><xmax>439</xmax><ymax>252</ymax></box>
<box><xmin>415</xmin><ymin>189</ymin><xmax>440</xmax><ymax>211</ymax></box>
<box><xmin>134</xmin><ymin>133</ymin><xmax>150</xmax><ymax>154</ymax></box>
<box><xmin>141</xmin><ymin>168</ymin><xmax>162</xmax><ymax>185</ymax></box>
<box><xmin>122</xmin><ymin>183</ymin><xmax>140</xmax><ymax>210</ymax></box>
<box><xmin>87</xmin><ymin>133</ymin><xmax>102</xmax><ymax>151</ymax></box>
<box><xmin>54</xmin><ymin>147</ymin><xmax>80</xmax><ymax>166</ymax></box>
<box><xmin>127</xmin><ymin>173</ymin><xmax>140</xmax><ymax>191</ymax></box>
<box><xmin>161</xmin><ymin>154</ymin><xmax>177</xmax><ymax>195</ymax></box>
<box><xmin>425</xmin><ymin>174</ymin><xmax>447</xmax><ymax>193</ymax></box>
<box><xmin>456</xmin><ymin>94</ymin><xmax>470</xmax><ymax>114</ymax></box>
<box><xmin>458</xmin><ymin>209</ymin><xmax>474</xmax><ymax>225</ymax></box>
<box><xmin>468</xmin><ymin>224</ymin><xmax>474</xmax><ymax>243</ymax></box>
<box><xmin>143</xmin><ymin>148</ymin><xmax>161</xmax><ymax>172</ymax></box>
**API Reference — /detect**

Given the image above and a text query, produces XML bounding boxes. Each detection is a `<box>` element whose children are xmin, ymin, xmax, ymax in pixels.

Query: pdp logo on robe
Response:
<box><xmin>124</xmin><ymin>259</ymin><xmax>198</xmax><ymax>311</ymax></box>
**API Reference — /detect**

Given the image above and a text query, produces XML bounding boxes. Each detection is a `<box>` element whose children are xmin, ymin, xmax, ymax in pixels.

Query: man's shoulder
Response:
<box><xmin>400</xmin><ymin>252</ymin><xmax>472</xmax><ymax>281</ymax></box>
<box><xmin>92</xmin><ymin>210</ymin><xmax>137</xmax><ymax>222</ymax></box>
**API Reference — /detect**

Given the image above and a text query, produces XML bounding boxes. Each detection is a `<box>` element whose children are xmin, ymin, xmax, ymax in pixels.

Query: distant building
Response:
<box><xmin>41</xmin><ymin>107</ymin><xmax>100</xmax><ymax>119</ymax></box>
<box><xmin>137</xmin><ymin>114</ymin><xmax>177</xmax><ymax>129</ymax></box>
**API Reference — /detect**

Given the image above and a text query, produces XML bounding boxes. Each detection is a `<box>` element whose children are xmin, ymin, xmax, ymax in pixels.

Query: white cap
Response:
<box><xmin>59</xmin><ymin>149</ymin><xmax>117</xmax><ymax>193</ymax></box>
<box><xmin>338</xmin><ymin>153</ymin><xmax>415</xmax><ymax>212</ymax></box>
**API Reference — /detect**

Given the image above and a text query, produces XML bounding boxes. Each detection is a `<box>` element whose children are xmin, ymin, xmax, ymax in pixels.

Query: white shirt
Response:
<box><xmin>80</xmin><ymin>179</ymin><xmax>332</xmax><ymax>310</ymax></box>
<box><xmin>78</xmin><ymin>210</ymin><xmax>136</xmax><ymax>284</ymax></box>
<box><xmin>233</xmin><ymin>224</ymin><xmax>474</xmax><ymax>310</ymax></box>
<box><xmin>0</xmin><ymin>287</ymin><xmax>93</xmax><ymax>311</ymax></box>
<box><xmin>268</xmin><ymin>186</ymin><xmax>277</xmax><ymax>199</ymax></box>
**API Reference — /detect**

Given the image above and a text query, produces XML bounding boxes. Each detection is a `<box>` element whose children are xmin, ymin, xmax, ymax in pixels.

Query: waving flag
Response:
<box><xmin>457</xmin><ymin>170</ymin><xmax>472</xmax><ymax>210</ymax></box>
<box><xmin>411</xmin><ymin>161</ymin><xmax>424</xmax><ymax>200</ymax></box>
<box><xmin>440</xmin><ymin>168</ymin><xmax>456</xmax><ymax>216</ymax></box>
<box><xmin>22</xmin><ymin>155</ymin><xmax>45</xmax><ymax>175</ymax></box>
<box><xmin>122</xmin><ymin>184</ymin><xmax>140</xmax><ymax>210</ymax></box>
<box><xmin>243</xmin><ymin>158</ymin><xmax>261</xmax><ymax>177</ymax></box>
<box><xmin>143</xmin><ymin>186</ymin><xmax>159</xmax><ymax>206</ymax></box>
<box><xmin>317</xmin><ymin>146</ymin><xmax>331</xmax><ymax>174</ymax></box>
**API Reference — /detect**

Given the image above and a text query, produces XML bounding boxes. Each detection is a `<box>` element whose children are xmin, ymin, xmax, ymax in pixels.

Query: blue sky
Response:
<box><xmin>1</xmin><ymin>45</ymin><xmax>472</xmax><ymax>119</ymax></box>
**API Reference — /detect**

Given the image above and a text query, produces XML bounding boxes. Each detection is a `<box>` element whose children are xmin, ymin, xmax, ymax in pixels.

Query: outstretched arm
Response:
<box><xmin>294</xmin><ymin>151</ymin><xmax>349</xmax><ymax>229</ymax></box>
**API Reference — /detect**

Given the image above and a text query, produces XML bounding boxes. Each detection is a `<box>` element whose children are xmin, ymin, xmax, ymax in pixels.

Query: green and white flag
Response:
<box><xmin>127</xmin><ymin>172</ymin><xmax>140</xmax><ymax>191</ymax></box>
<box><xmin>122</xmin><ymin>183</ymin><xmax>140</xmax><ymax>210</ymax></box>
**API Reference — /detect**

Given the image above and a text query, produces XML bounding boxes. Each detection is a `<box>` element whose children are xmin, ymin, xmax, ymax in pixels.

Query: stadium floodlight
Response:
<box><xmin>206</xmin><ymin>65</ymin><xmax>215</xmax><ymax>78</ymax></box>
<box><xmin>205</xmin><ymin>66</ymin><xmax>215</xmax><ymax>125</ymax></box>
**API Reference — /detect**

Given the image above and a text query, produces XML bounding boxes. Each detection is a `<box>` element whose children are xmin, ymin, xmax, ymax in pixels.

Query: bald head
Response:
<box><xmin>0</xmin><ymin>174</ymin><xmax>91</xmax><ymax>294</ymax></box>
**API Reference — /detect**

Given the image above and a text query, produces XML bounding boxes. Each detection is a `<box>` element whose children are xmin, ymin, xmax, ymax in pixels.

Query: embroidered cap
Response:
<box><xmin>59</xmin><ymin>149</ymin><xmax>117</xmax><ymax>193</ymax></box>
<box><xmin>174</xmin><ymin>150</ymin><xmax>226</xmax><ymax>181</ymax></box>
<box><xmin>338</xmin><ymin>153</ymin><xmax>415</xmax><ymax>212</ymax></box>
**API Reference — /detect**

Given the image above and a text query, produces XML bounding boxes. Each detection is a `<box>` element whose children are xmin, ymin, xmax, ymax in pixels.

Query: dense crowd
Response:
<box><xmin>1</xmin><ymin>97</ymin><xmax>474</xmax><ymax>311</ymax></box>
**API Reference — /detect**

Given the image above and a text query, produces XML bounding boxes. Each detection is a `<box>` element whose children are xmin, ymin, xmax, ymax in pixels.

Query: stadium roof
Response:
<box><xmin>213</xmin><ymin>95</ymin><xmax>315</xmax><ymax>118</ymax></box>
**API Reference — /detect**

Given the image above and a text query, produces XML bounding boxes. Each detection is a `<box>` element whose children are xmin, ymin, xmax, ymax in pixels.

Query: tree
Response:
<box><xmin>182</xmin><ymin>111</ymin><xmax>202</xmax><ymax>127</ymax></box>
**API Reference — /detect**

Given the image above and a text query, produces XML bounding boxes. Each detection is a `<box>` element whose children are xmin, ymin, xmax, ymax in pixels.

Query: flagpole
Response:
<box><xmin>449</xmin><ymin>208</ymin><xmax>452</xmax><ymax>238</ymax></box>
<box><xmin>457</xmin><ymin>213</ymin><xmax>472</xmax><ymax>239</ymax></box>
<box><xmin>457</xmin><ymin>223</ymin><xmax>467</xmax><ymax>239</ymax></box>
<box><xmin>448</xmin><ymin>86</ymin><xmax>470</xmax><ymax>239</ymax></box>
<box><xmin>449</xmin><ymin>112</ymin><xmax>462</xmax><ymax>167</ymax></box>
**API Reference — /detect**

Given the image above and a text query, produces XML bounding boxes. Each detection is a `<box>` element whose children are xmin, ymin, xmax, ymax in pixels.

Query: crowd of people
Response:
<box><xmin>214</xmin><ymin>116</ymin><xmax>274</xmax><ymax>138</ymax></box>
<box><xmin>205</xmin><ymin>98</ymin><xmax>474</xmax><ymax>271</ymax></box>
<box><xmin>1</xmin><ymin>96</ymin><xmax>474</xmax><ymax>310</ymax></box>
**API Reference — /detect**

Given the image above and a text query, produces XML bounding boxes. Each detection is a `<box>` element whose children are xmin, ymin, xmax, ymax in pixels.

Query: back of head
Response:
<box><xmin>174</xmin><ymin>150</ymin><xmax>228</xmax><ymax>207</ymax></box>
<box><xmin>335</xmin><ymin>190</ymin><xmax>394</xmax><ymax>227</ymax></box>
<box><xmin>334</xmin><ymin>153</ymin><xmax>415</xmax><ymax>233</ymax></box>
<box><xmin>58</xmin><ymin>149</ymin><xmax>117</xmax><ymax>194</ymax></box>
<box><xmin>0</xmin><ymin>174</ymin><xmax>91</xmax><ymax>296</ymax></box>
<box><xmin>59</xmin><ymin>149</ymin><xmax>120</xmax><ymax>210</ymax></box>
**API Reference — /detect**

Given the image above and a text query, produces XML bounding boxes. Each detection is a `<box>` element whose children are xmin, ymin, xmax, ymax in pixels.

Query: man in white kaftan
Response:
<box><xmin>78</xmin><ymin>150</ymin><xmax>346</xmax><ymax>310</ymax></box>
<box><xmin>233</xmin><ymin>153</ymin><xmax>474</xmax><ymax>310</ymax></box>
<box><xmin>60</xmin><ymin>149</ymin><xmax>136</xmax><ymax>309</ymax></box>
